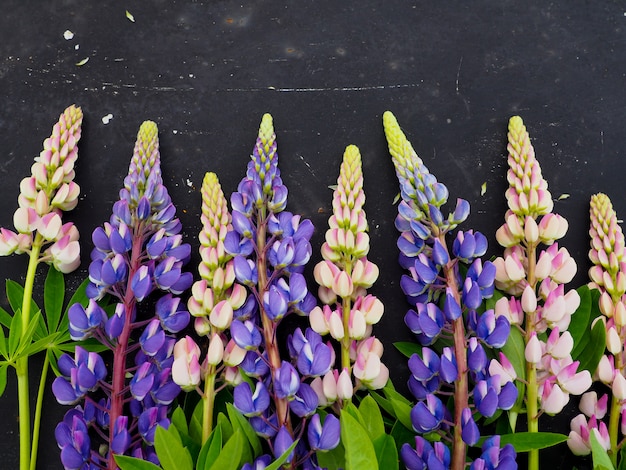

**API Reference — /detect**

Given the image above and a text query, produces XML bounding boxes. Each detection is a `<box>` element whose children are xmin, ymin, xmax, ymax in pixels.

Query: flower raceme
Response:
<box><xmin>53</xmin><ymin>121</ymin><xmax>192</xmax><ymax>470</ymax></box>
<box><xmin>491</xmin><ymin>116</ymin><xmax>590</xmax><ymax>470</ymax></box>
<box><xmin>567</xmin><ymin>193</ymin><xmax>626</xmax><ymax>465</ymax></box>
<box><xmin>384</xmin><ymin>111</ymin><xmax>517</xmax><ymax>470</ymax></box>
<box><xmin>224</xmin><ymin>114</ymin><xmax>337</xmax><ymax>468</ymax></box>
<box><xmin>309</xmin><ymin>144</ymin><xmax>388</xmax><ymax>409</ymax></box>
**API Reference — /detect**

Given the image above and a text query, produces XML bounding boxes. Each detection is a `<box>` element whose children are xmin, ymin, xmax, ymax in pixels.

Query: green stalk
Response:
<box><xmin>17</xmin><ymin>237</ymin><xmax>42</xmax><ymax>470</ymax></box>
<box><xmin>525</xmin><ymin>243</ymin><xmax>539</xmax><ymax>470</ymax></box>
<box><xmin>30</xmin><ymin>353</ymin><xmax>49</xmax><ymax>470</ymax></box>
<box><xmin>202</xmin><ymin>366</ymin><xmax>217</xmax><ymax>443</ymax></box>
<box><xmin>608</xmin><ymin>352</ymin><xmax>622</xmax><ymax>466</ymax></box>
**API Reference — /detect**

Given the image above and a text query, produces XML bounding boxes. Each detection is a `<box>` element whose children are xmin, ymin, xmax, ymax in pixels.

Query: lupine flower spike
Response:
<box><xmin>568</xmin><ymin>193</ymin><xmax>626</xmax><ymax>465</ymax></box>
<box><xmin>309</xmin><ymin>144</ymin><xmax>388</xmax><ymax>410</ymax></box>
<box><xmin>492</xmin><ymin>116</ymin><xmax>590</xmax><ymax>470</ymax></box>
<box><xmin>227</xmin><ymin>114</ymin><xmax>338</xmax><ymax>468</ymax></box>
<box><xmin>383</xmin><ymin>111</ymin><xmax>517</xmax><ymax>470</ymax></box>
<box><xmin>0</xmin><ymin>105</ymin><xmax>82</xmax><ymax>470</ymax></box>
<box><xmin>175</xmin><ymin>171</ymin><xmax>248</xmax><ymax>442</ymax></box>
<box><xmin>53</xmin><ymin>121</ymin><xmax>193</xmax><ymax>470</ymax></box>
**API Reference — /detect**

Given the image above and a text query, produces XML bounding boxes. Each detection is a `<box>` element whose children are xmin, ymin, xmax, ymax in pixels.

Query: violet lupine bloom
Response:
<box><xmin>53</xmin><ymin>121</ymin><xmax>192</xmax><ymax>470</ymax></box>
<box><xmin>490</xmin><ymin>117</ymin><xmax>590</xmax><ymax>469</ymax></box>
<box><xmin>383</xmin><ymin>111</ymin><xmax>517</xmax><ymax>470</ymax></box>
<box><xmin>227</xmin><ymin>114</ymin><xmax>337</xmax><ymax>468</ymax></box>
<box><xmin>567</xmin><ymin>193</ymin><xmax>626</xmax><ymax>462</ymax></box>
<box><xmin>308</xmin><ymin>144</ymin><xmax>388</xmax><ymax>411</ymax></box>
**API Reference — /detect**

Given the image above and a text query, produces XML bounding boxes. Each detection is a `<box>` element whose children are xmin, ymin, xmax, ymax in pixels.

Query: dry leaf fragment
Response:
<box><xmin>327</xmin><ymin>185</ymin><xmax>338</xmax><ymax>191</ymax></box>
<box><xmin>126</xmin><ymin>10</ymin><xmax>135</xmax><ymax>22</ymax></box>
<box><xmin>102</xmin><ymin>114</ymin><xmax>113</xmax><ymax>124</ymax></box>
<box><xmin>63</xmin><ymin>30</ymin><xmax>74</xmax><ymax>40</ymax></box>
<box><xmin>557</xmin><ymin>194</ymin><xmax>570</xmax><ymax>201</ymax></box>
<box><xmin>392</xmin><ymin>192</ymin><xmax>401</xmax><ymax>205</ymax></box>
<box><xmin>76</xmin><ymin>57</ymin><xmax>89</xmax><ymax>66</ymax></box>
<box><xmin>480</xmin><ymin>182</ymin><xmax>487</xmax><ymax>196</ymax></box>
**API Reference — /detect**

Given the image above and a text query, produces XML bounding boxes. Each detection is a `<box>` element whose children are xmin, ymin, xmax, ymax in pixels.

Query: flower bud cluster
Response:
<box><xmin>0</xmin><ymin>105</ymin><xmax>83</xmax><ymax>273</ymax></box>
<box><xmin>224</xmin><ymin>115</ymin><xmax>337</xmax><ymax>468</ymax></box>
<box><xmin>308</xmin><ymin>144</ymin><xmax>388</xmax><ymax>407</ymax></box>
<box><xmin>492</xmin><ymin>116</ymin><xmax>590</xmax><ymax>421</ymax></box>
<box><xmin>383</xmin><ymin>111</ymin><xmax>516</xmax><ymax>469</ymax></box>
<box><xmin>567</xmin><ymin>194</ymin><xmax>626</xmax><ymax>458</ymax></box>
<box><xmin>53</xmin><ymin>121</ymin><xmax>191</xmax><ymax>469</ymax></box>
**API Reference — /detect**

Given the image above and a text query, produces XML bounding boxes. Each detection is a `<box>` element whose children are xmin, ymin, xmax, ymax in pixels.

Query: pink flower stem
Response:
<box><xmin>108</xmin><ymin>227</ymin><xmax>143</xmax><ymax>470</ymax></box>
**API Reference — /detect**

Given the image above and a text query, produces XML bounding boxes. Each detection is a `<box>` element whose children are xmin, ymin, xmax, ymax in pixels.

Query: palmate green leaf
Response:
<box><xmin>114</xmin><ymin>455</ymin><xmax>162</xmax><ymax>470</ymax></box>
<box><xmin>478</xmin><ymin>432</ymin><xmax>568</xmax><ymax>452</ymax></box>
<box><xmin>590</xmin><ymin>431</ymin><xmax>614</xmax><ymax>470</ymax></box>
<box><xmin>154</xmin><ymin>425</ymin><xmax>194</xmax><ymax>470</ymax></box>
<box><xmin>15</xmin><ymin>312</ymin><xmax>45</xmax><ymax>356</ymax></box>
<box><xmin>6</xmin><ymin>280</ymin><xmax>47</xmax><ymax>339</ymax></box>
<box><xmin>171</xmin><ymin>406</ymin><xmax>189</xmax><ymax>436</ymax></box>
<box><xmin>44</xmin><ymin>266</ymin><xmax>65</xmax><ymax>333</ymax></box>
<box><xmin>383</xmin><ymin>384</ymin><xmax>414</xmax><ymax>431</ymax></box>
<box><xmin>341</xmin><ymin>409</ymin><xmax>378</xmax><ymax>470</ymax></box>
<box><xmin>373</xmin><ymin>433</ymin><xmax>398</xmax><ymax>470</ymax></box>
<box><xmin>390</xmin><ymin>420</ymin><xmax>414</xmax><ymax>453</ymax></box>
<box><xmin>370</xmin><ymin>390</ymin><xmax>396</xmax><ymax>418</ymax></box>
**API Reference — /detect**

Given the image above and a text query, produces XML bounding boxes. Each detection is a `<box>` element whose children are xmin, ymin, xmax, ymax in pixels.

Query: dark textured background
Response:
<box><xmin>1</xmin><ymin>1</ymin><xmax>625</xmax><ymax>468</ymax></box>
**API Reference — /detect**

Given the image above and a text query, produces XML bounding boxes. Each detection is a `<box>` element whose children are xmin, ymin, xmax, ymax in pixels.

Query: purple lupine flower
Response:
<box><xmin>384</xmin><ymin>111</ymin><xmax>517</xmax><ymax>469</ymax></box>
<box><xmin>53</xmin><ymin>121</ymin><xmax>190</xmax><ymax>469</ymax></box>
<box><xmin>234</xmin><ymin>381</ymin><xmax>271</xmax><ymax>417</ymax></box>
<box><xmin>307</xmin><ymin>413</ymin><xmax>340</xmax><ymax>451</ymax></box>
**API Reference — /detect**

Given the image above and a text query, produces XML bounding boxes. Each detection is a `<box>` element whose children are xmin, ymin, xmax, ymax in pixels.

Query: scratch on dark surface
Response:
<box><xmin>223</xmin><ymin>83</ymin><xmax>420</xmax><ymax>93</ymax></box>
<box><xmin>455</xmin><ymin>56</ymin><xmax>463</xmax><ymax>93</ymax></box>
<box><xmin>0</xmin><ymin>156</ymin><xmax>15</xmax><ymax>173</ymax></box>
<box><xmin>298</xmin><ymin>154</ymin><xmax>318</xmax><ymax>180</ymax></box>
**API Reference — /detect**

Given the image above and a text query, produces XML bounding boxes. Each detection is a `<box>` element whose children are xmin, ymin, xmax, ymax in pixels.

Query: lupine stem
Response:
<box><xmin>108</xmin><ymin>227</ymin><xmax>143</xmax><ymax>470</ymax></box>
<box><xmin>441</xmin><ymin>234</ymin><xmax>468</xmax><ymax>470</ymax></box>
<box><xmin>202</xmin><ymin>366</ymin><xmax>217</xmax><ymax>443</ymax></box>
<box><xmin>525</xmin><ymin>243</ymin><xmax>539</xmax><ymax>470</ymax></box>
<box><xmin>30</xmin><ymin>353</ymin><xmax>49</xmax><ymax>470</ymax></box>
<box><xmin>17</xmin><ymin>237</ymin><xmax>42</xmax><ymax>470</ymax></box>
<box><xmin>609</xmin><ymin>357</ymin><xmax>622</xmax><ymax>466</ymax></box>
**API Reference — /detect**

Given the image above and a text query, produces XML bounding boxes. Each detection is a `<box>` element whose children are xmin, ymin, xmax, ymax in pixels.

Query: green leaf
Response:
<box><xmin>8</xmin><ymin>308</ymin><xmax>22</xmax><ymax>356</ymax></box>
<box><xmin>370</xmin><ymin>391</ymin><xmax>396</xmax><ymax>418</ymax></box>
<box><xmin>209</xmin><ymin>430</ymin><xmax>244</xmax><ymax>470</ymax></box>
<box><xmin>226</xmin><ymin>403</ymin><xmax>262</xmax><ymax>457</ymax></box>
<box><xmin>618</xmin><ymin>445</ymin><xmax>626</xmax><ymax>470</ymax></box>
<box><xmin>216</xmin><ymin>412</ymin><xmax>234</xmax><ymax>443</ymax></box>
<box><xmin>171</xmin><ymin>406</ymin><xmax>189</xmax><ymax>436</ymax></box>
<box><xmin>197</xmin><ymin>424</ymin><xmax>222</xmax><ymax>470</ymax></box>
<box><xmin>568</xmin><ymin>286</ymin><xmax>592</xmax><ymax>350</ymax></box>
<box><xmin>0</xmin><ymin>322</ymin><xmax>7</xmax><ymax>358</ymax></box>
<box><xmin>115</xmin><ymin>455</ymin><xmax>162</xmax><ymax>470</ymax></box>
<box><xmin>154</xmin><ymin>425</ymin><xmax>194</xmax><ymax>470</ymax></box>
<box><xmin>341</xmin><ymin>409</ymin><xmax>378</xmax><ymax>470</ymax></box>
<box><xmin>0</xmin><ymin>306</ymin><xmax>12</xmax><ymax>328</ymax></box>
<box><xmin>190</xmin><ymin>399</ymin><xmax>205</xmax><ymax>444</ymax></box>
<box><xmin>383</xmin><ymin>386</ymin><xmax>414</xmax><ymax>431</ymax></box>
<box><xmin>500</xmin><ymin>326</ymin><xmax>526</xmax><ymax>413</ymax></box>
<box><xmin>390</xmin><ymin>420</ymin><xmax>415</xmax><ymax>453</ymax></box>
<box><xmin>317</xmin><ymin>441</ymin><xmax>346</xmax><ymax>470</ymax></box>
<box><xmin>478</xmin><ymin>432</ymin><xmax>568</xmax><ymax>452</ymax></box>
<box><xmin>263</xmin><ymin>439</ymin><xmax>300</xmax><ymax>470</ymax></box>
<box><xmin>358</xmin><ymin>395</ymin><xmax>385</xmax><ymax>440</ymax></box>
<box><xmin>577</xmin><ymin>316</ymin><xmax>606</xmax><ymax>375</ymax></box>
<box><xmin>590</xmin><ymin>430</ymin><xmax>615</xmax><ymax>470</ymax></box>
<box><xmin>44</xmin><ymin>266</ymin><xmax>65</xmax><ymax>333</ymax></box>
<box><xmin>0</xmin><ymin>364</ymin><xmax>8</xmax><ymax>397</ymax></box>
<box><xmin>15</xmin><ymin>312</ymin><xmax>44</xmax><ymax>356</ymax></box>
<box><xmin>373</xmin><ymin>433</ymin><xmax>398</xmax><ymax>470</ymax></box>
<box><xmin>393</xmin><ymin>341</ymin><xmax>422</xmax><ymax>358</ymax></box>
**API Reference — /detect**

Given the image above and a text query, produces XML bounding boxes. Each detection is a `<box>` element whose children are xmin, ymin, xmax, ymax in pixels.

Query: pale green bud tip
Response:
<box><xmin>258</xmin><ymin>113</ymin><xmax>275</xmax><ymax>149</ymax></box>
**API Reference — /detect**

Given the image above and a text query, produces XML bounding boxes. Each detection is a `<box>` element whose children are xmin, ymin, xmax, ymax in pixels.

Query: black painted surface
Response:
<box><xmin>1</xmin><ymin>1</ymin><xmax>625</xmax><ymax>468</ymax></box>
